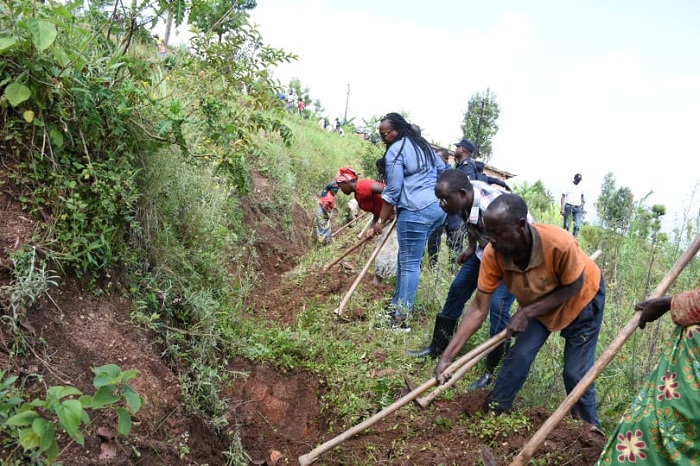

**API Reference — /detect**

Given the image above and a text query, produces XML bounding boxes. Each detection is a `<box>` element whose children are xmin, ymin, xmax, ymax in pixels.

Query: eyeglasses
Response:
<box><xmin>380</xmin><ymin>129</ymin><xmax>393</xmax><ymax>138</ymax></box>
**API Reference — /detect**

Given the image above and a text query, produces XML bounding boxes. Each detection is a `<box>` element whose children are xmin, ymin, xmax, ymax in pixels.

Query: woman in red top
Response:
<box><xmin>335</xmin><ymin>167</ymin><xmax>385</xmax><ymax>220</ymax></box>
<box><xmin>335</xmin><ymin>167</ymin><xmax>397</xmax><ymax>284</ymax></box>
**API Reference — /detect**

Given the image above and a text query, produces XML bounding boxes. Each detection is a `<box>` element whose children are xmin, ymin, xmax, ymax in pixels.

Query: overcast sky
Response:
<box><xmin>168</xmin><ymin>0</ymin><xmax>700</xmax><ymax>232</ymax></box>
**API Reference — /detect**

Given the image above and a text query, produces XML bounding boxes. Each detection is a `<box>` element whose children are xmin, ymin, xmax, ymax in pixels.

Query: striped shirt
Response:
<box><xmin>460</xmin><ymin>181</ymin><xmax>533</xmax><ymax>259</ymax></box>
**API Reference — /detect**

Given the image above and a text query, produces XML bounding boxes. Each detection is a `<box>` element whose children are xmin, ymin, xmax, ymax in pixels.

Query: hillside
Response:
<box><xmin>2</xmin><ymin>3</ymin><xmax>697</xmax><ymax>464</ymax></box>
<box><xmin>0</xmin><ymin>161</ymin><xmax>610</xmax><ymax>465</ymax></box>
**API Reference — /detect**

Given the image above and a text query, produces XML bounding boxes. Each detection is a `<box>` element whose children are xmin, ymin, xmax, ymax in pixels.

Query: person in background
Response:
<box><xmin>370</xmin><ymin>113</ymin><xmax>447</xmax><ymax>332</ymax></box>
<box><xmin>441</xmin><ymin>139</ymin><xmax>478</xmax><ymax>262</ymax></box>
<box><xmin>153</xmin><ymin>34</ymin><xmax>167</xmax><ymax>57</ymax></box>
<box><xmin>315</xmin><ymin>180</ymin><xmax>338</xmax><ymax>245</ymax></box>
<box><xmin>427</xmin><ymin>148</ymin><xmax>451</xmax><ymax>267</ymax></box>
<box><xmin>335</xmin><ymin>166</ymin><xmax>397</xmax><ymax>285</ymax></box>
<box><xmin>435</xmin><ymin>193</ymin><xmax>605</xmax><ymax>429</ymax></box>
<box><xmin>410</xmin><ymin>170</ymin><xmax>524</xmax><ymax>391</ymax></box>
<box><xmin>475</xmin><ymin>160</ymin><xmax>511</xmax><ymax>192</ymax></box>
<box><xmin>596</xmin><ymin>280</ymin><xmax>700</xmax><ymax>465</ymax></box>
<box><xmin>561</xmin><ymin>173</ymin><xmax>585</xmax><ymax>237</ymax></box>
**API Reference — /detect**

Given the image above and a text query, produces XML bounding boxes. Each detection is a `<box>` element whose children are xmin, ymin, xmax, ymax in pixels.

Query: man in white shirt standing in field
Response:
<box><xmin>560</xmin><ymin>173</ymin><xmax>584</xmax><ymax>237</ymax></box>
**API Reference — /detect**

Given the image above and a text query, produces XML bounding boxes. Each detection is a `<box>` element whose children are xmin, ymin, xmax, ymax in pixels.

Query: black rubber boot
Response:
<box><xmin>407</xmin><ymin>315</ymin><xmax>458</xmax><ymax>358</ymax></box>
<box><xmin>470</xmin><ymin>340</ymin><xmax>510</xmax><ymax>389</ymax></box>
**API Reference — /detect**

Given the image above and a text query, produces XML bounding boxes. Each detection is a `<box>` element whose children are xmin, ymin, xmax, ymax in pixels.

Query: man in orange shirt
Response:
<box><xmin>435</xmin><ymin>193</ymin><xmax>605</xmax><ymax>428</ymax></box>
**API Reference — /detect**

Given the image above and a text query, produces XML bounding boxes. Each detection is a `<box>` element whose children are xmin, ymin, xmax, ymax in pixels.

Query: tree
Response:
<box><xmin>460</xmin><ymin>88</ymin><xmax>500</xmax><ymax>163</ymax></box>
<box><xmin>187</xmin><ymin>0</ymin><xmax>257</xmax><ymax>43</ymax></box>
<box><xmin>513</xmin><ymin>180</ymin><xmax>554</xmax><ymax>215</ymax></box>
<box><xmin>595</xmin><ymin>173</ymin><xmax>616</xmax><ymax>227</ymax></box>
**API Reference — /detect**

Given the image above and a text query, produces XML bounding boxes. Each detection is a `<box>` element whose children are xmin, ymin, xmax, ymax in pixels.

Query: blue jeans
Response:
<box><xmin>563</xmin><ymin>204</ymin><xmax>583</xmax><ymax>236</ymax></box>
<box><xmin>391</xmin><ymin>203</ymin><xmax>446</xmax><ymax>317</ymax></box>
<box><xmin>488</xmin><ymin>276</ymin><xmax>606</xmax><ymax>427</ymax></box>
<box><xmin>439</xmin><ymin>254</ymin><xmax>515</xmax><ymax>336</ymax></box>
<box><xmin>426</xmin><ymin>223</ymin><xmax>445</xmax><ymax>268</ymax></box>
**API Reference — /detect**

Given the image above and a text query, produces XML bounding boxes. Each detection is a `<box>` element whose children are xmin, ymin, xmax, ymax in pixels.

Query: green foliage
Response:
<box><xmin>187</xmin><ymin>0</ymin><xmax>257</xmax><ymax>41</ymax></box>
<box><xmin>1</xmin><ymin>365</ymin><xmax>141</xmax><ymax>464</ymax></box>
<box><xmin>513</xmin><ymin>180</ymin><xmax>556</xmax><ymax>217</ymax></box>
<box><xmin>0</xmin><ymin>0</ymin><xmax>169</xmax><ymax>279</ymax></box>
<box><xmin>0</xmin><ymin>247</ymin><xmax>58</xmax><ymax>338</ymax></box>
<box><xmin>460</xmin><ymin>88</ymin><xmax>500</xmax><ymax>162</ymax></box>
<box><xmin>463</xmin><ymin>410</ymin><xmax>531</xmax><ymax>441</ymax></box>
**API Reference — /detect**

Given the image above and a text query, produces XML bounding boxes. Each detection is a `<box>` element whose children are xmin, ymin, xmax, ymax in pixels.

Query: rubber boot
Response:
<box><xmin>407</xmin><ymin>315</ymin><xmax>458</xmax><ymax>358</ymax></box>
<box><xmin>470</xmin><ymin>340</ymin><xmax>510</xmax><ymax>389</ymax></box>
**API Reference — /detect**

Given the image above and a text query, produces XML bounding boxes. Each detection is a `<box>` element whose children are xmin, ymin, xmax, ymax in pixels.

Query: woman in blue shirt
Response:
<box><xmin>370</xmin><ymin>113</ymin><xmax>447</xmax><ymax>331</ymax></box>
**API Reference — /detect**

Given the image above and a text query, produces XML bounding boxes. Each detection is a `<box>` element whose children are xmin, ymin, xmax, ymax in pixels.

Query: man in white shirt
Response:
<box><xmin>560</xmin><ymin>173</ymin><xmax>584</xmax><ymax>237</ymax></box>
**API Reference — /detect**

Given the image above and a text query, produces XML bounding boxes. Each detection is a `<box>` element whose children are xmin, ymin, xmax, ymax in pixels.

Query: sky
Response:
<box><xmin>166</xmin><ymin>0</ymin><xmax>700</xmax><ymax>232</ymax></box>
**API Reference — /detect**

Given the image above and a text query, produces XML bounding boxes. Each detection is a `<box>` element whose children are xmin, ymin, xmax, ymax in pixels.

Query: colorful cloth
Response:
<box><xmin>315</xmin><ymin>206</ymin><xmax>332</xmax><ymax>244</ymax></box>
<box><xmin>596</xmin><ymin>324</ymin><xmax>700</xmax><ymax>464</ymax></box>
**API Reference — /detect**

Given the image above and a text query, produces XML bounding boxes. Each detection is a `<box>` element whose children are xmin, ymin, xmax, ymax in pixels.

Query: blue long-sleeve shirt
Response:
<box><xmin>381</xmin><ymin>138</ymin><xmax>445</xmax><ymax>211</ymax></box>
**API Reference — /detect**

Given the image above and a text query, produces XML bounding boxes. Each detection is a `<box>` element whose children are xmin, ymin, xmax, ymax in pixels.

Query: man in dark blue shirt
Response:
<box><xmin>443</xmin><ymin>139</ymin><xmax>478</xmax><ymax>260</ymax></box>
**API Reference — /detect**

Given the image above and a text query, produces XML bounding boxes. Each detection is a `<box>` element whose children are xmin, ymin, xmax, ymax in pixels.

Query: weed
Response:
<box><xmin>1</xmin><ymin>364</ymin><xmax>141</xmax><ymax>464</ymax></box>
<box><xmin>463</xmin><ymin>410</ymin><xmax>531</xmax><ymax>441</ymax></box>
<box><xmin>0</xmin><ymin>247</ymin><xmax>58</xmax><ymax>339</ymax></box>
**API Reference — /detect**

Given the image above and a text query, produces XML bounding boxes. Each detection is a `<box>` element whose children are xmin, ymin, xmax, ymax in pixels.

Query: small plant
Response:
<box><xmin>0</xmin><ymin>247</ymin><xmax>58</xmax><ymax>336</ymax></box>
<box><xmin>463</xmin><ymin>410</ymin><xmax>531</xmax><ymax>441</ymax></box>
<box><xmin>1</xmin><ymin>364</ymin><xmax>142</xmax><ymax>464</ymax></box>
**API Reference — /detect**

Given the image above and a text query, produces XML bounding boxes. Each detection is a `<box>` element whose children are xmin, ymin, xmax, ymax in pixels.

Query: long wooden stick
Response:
<box><xmin>417</xmin><ymin>330</ymin><xmax>507</xmax><ymax>408</ymax></box>
<box><xmin>357</xmin><ymin>215</ymin><xmax>374</xmax><ymax>239</ymax></box>
<box><xmin>511</xmin><ymin>235</ymin><xmax>700</xmax><ymax>466</ymax></box>
<box><xmin>298</xmin><ymin>332</ymin><xmax>507</xmax><ymax>466</ymax></box>
<box><xmin>332</xmin><ymin>212</ymin><xmax>370</xmax><ymax>238</ymax></box>
<box><xmin>322</xmin><ymin>236</ymin><xmax>372</xmax><ymax>273</ymax></box>
<box><xmin>335</xmin><ymin>221</ymin><xmax>396</xmax><ymax>316</ymax></box>
<box><xmin>417</xmin><ymin>250</ymin><xmax>603</xmax><ymax>409</ymax></box>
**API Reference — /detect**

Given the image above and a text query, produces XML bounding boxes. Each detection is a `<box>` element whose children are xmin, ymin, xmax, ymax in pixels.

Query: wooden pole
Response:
<box><xmin>322</xmin><ymin>236</ymin><xmax>372</xmax><ymax>273</ymax></box>
<box><xmin>417</xmin><ymin>330</ymin><xmax>507</xmax><ymax>408</ymax></box>
<box><xmin>332</xmin><ymin>212</ymin><xmax>369</xmax><ymax>238</ymax></box>
<box><xmin>334</xmin><ymin>221</ymin><xmax>396</xmax><ymax>317</ymax></box>
<box><xmin>298</xmin><ymin>332</ymin><xmax>507</xmax><ymax>466</ymax></box>
<box><xmin>417</xmin><ymin>250</ymin><xmax>602</xmax><ymax>409</ymax></box>
<box><xmin>357</xmin><ymin>215</ymin><xmax>374</xmax><ymax>239</ymax></box>
<box><xmin>510</xmin><ymin>235</ymin><xmax>700</xmax><ymax>466</ymax></box>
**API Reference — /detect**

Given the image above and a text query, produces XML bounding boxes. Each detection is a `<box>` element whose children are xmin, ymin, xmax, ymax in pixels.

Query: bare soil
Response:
<box><xmin>0</xmin><ymin>172</ymin><xmax>606</xmax><ymax>465</ymax></box>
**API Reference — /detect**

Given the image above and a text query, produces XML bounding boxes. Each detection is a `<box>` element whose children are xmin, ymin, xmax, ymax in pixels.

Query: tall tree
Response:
<box><xmin>596</xmin><ymin>172</ymin><xmax>616</xmax><ymax>227</ymax></box>
<box><xmin>187</xmin><ymin>0</ymin><xmax>257</xmax><ymax>42</ymax></box>
<box><xmin>460</xmin><ymin>88</ymin><xmax>500</xmax><ymax>163</ymax></box>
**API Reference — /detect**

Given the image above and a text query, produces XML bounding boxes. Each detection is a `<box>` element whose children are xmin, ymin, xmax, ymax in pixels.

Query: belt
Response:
<box><xmin>565</xmin><ymin>203</ymin><xmax>581</xmax><ymax>207</ymax></box>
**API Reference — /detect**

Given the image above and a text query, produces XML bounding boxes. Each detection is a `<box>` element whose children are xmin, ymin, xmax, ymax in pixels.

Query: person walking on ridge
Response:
<box><xmin>561</xmin><ymin>173</ymin><xmax>585</xmax><ymax>237</ymax></box>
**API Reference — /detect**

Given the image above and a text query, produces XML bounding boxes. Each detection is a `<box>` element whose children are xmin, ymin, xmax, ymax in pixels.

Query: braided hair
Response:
<box><xmin>381</xmin><ymin>113</ymin><xmax>438</xmax><ymax>169</ymax></box>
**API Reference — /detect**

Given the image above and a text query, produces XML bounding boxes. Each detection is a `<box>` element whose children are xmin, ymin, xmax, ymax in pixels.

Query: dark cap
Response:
<box><xmin>455</xmin><ymin>139</ymin><xmax>476</xmax><ymax>154</ymax></box>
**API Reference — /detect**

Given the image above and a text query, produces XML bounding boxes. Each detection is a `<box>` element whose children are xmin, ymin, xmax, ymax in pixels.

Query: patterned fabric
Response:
<box><xmin>597</xmin><ymin>283</ymin><xmax>700</xmax><ymax>465</ymax></box>
<box><xmin>461</xmin><ymin>181</ymin><xmax>533</xmax><ymax>259</ymax></box>
<box><xmin>315</xmin><ymin>206</ymin><xmax>332</xmax><ymax>244</ymax></box>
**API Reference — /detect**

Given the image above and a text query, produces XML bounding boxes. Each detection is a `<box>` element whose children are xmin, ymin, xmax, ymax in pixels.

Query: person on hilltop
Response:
<box><xmin>315</xmin><ymin>180</ymin><xmax>339</xmax><ymax>245</ymax></box>
<box><xmin>475</xmin><ymin>160</ymin><xmax>511</xmax><ymax>192</ymax></box>
<box><xmin>596</xmin><ymin>280</ymin><xmax>700</xmax><ymax>465</ymax></box>
<box><xmin>435</xmin><ymin>193</ymin><xmax>605</xmax><ymax>430</ymax></box>
<box><xmin>369</xmin><ymin>113</ymin><xmax>447</xmax><ymax>332</ymax></box>
<box><xmin>410</xmin><ymin>170</ymin><xmax>526</xmax><ymax>391</ymax></box>
<box><xmin>334</xmin><ymin>166</ymin><xmax>397</xmax><ymax>284</ymax></box>
<box><xmin>561</xmin><ymin>173</ymin><xmax>585</xmax><ymax>237</ymax></box>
